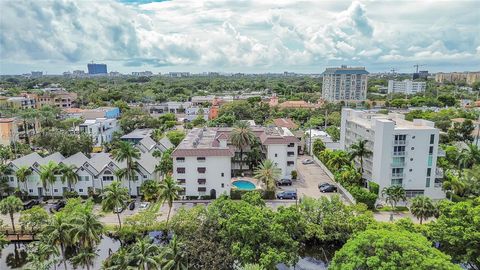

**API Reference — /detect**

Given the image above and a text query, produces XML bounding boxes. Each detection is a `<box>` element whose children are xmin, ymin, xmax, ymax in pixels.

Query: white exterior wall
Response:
<box><xmin>173</xmin><ymin>156</ymin><xmax>231</xmax><ymax>198</ymax></box>
<box><xmin>267</xmin><ymin>144</ymin><xmax>297</xmax><ymax>178</ymax></box>
<box><xmin>387</xmin><ymin>80</ymin><xmax>426</xmax><ymax>95</ymax></box>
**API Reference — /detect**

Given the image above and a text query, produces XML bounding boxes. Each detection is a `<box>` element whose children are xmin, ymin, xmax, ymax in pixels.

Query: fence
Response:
<box><xmin>313</xmin><ymin>156</ymin><xmax>356</xmax><ymax>204</ymax></box>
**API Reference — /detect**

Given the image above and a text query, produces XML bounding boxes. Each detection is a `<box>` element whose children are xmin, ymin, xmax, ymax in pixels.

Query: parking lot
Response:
<box><xmin>276</xmin><ymin>155</ymin><xmax>350</xmax><ymax>203</ymax></box>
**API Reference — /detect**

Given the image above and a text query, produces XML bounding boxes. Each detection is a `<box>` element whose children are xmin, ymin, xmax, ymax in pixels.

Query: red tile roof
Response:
<box><xmin>273</xmin><ymin>118</ymin><xmax>298</xmax><ymax>129</ymax></box>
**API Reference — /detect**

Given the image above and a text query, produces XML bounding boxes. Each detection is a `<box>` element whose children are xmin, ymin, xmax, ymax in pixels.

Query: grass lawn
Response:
<box><xmin>376</xmin><ymin>206</ymin><xmax>409</xmax><ymax>212</ymax></box>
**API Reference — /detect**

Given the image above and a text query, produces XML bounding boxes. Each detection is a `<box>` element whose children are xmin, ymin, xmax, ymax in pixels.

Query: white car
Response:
<box><xmin>302</xmin><ymin>159</ymin><xmax>314</xmax><ymax>165</ymax></box>
<box><xmin>139</xmin><ymin>202</ymin><xmax>150</xmax><ymax>211</ymax></box>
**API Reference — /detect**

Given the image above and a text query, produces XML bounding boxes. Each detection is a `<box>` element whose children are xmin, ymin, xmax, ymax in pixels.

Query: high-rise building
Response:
<box><xmin>322</xmin><ymin>65</ymin><xmax>368</xmax><ymax>102</ymax></box>
<box><xmin>435</xmin><ymin>71</ymin><xmax>480</xmax><ymax>85</ymax></box>
<box><xmin>31</xmin><ymin>71</ymin><xmax>43</xmax><ymax>78</ymax></box>
<box><xmin>413</xmin><ymin>70</ymin><xmax>428</xmax><ymax>80</ymax></box>
<box><xmin>340</xmin><ymin>108</ymin><xmax>445</xmax><ymax>199</ymax></box>
<box><xmin>87</xmin><ymin>63</ymin><xmax>108</xmax><ymax>75</ymax></box>
<box><xmin>388</xmin><ymin>80</ymin><xmax>426</xmax><ymax>95</ymax></box>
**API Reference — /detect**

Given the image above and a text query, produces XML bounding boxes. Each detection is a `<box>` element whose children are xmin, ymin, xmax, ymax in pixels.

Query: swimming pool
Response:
<box><xmin>232</xmin><ymin>180</ymin><xmax>256</xmax><ymax>190</ymax></box>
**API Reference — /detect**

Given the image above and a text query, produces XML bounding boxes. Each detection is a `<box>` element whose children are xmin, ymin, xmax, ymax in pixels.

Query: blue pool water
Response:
<box><xmin>232</xmin><ymin>180</ymin><xmax>256</xmax><ymax>190</ymax></box>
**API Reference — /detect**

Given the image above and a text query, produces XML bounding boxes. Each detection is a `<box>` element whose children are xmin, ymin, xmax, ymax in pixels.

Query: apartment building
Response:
<box><xmin>0</xmin><ymin>96</ymin><xmax>36</xmax><ymax>109</ymax></box>
<box><xmin>36</xmin><ymin>90</ymin><xmax>78</xmax><ymax>108</ymax></box>
<box><xmin>435</xmin><ymin>71</ymin><xmax>480</xmax><ymax>85</ymax></box>
<box><xmin>388</xmin><ymin>80</ymin><xmax>427</xmax><ymax>95</ymax></box>
<box><xmin>79</xmin><ymin>118</ymin><xmax>121</xmax><ymax>147</ymax></box>
<box><xmin>6</xmin><ymin>150</ymin><xmax>159</xmax><ymax>198</ymax></box>
<box><xmin>322</xmin><ymin>66</ymin><xmax>369</xmax><ymax>102</ymax></box>
<box><xmin>340</xmin><ymin>108</ymin><xmax>444</xmax><ymax>199</ymax></box>
<box><xmin>0</xmin><ymin>117</ymin><xmax>39</xmax><ymax>146</ymax></box>
<box><xmin>172</xmin><ymin>126</ymin><xmax>299</xmax><ymax>198</ymax></box>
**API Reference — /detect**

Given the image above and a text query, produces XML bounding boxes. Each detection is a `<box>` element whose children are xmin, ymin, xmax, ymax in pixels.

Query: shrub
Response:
<box><xmin>186</xmin><ymin>196</ymin><xmax>199</xmax><ymax>200</ymax></box>
<box><xmin>230</xmin><ymin>189</ymin><xmax>250</xmax><ymax>200</ymax></box>
<box><xmin>262</xmin><ymin>190</ymin><xmax>276</xmax><ymax>200</ymax></box>
<box><xmin>348</xmin><ymin>186</ymin><xmax>378</xmax><ymax>210</ymax></box>
<box><xmin>64</xmin><ymin>190</ymin><xmax>79</xmax><ymax>198</ymax></box>
<box><xmin>368</xmin><ymin>182</ymin><xmax>379</xmax><ymax>195</ymax></box>
<box><xmin>199</xmin><ymin>195</ymin><xmax>211</xmax><ymax>200</ymax></box>
<box><xmin>291</xmin><ymin>170</ymin><xmax>298</xmax><ymax>180</ymax></box>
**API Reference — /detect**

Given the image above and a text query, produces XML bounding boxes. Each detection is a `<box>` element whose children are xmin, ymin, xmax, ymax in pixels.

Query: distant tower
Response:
<box><xmin>87</xmin><ymin>63</ymin><xmax>108</xmax><ymax>75</ymax></box>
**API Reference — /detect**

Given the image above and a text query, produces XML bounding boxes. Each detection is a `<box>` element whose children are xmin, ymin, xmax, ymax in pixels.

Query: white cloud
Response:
<box><xmin>0</xmin><ymin>0</ymin><xmax>479</xmax><ymax>74</ymax></box>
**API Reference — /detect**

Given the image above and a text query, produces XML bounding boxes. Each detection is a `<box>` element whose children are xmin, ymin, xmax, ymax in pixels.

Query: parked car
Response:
<box><xmin>50</xmin><ymin>200</ymin><xmax>66</xmax><ymax>213</ymax></box>
<box><xmin>128</xmin><ymin>201</ymin><xmax>135</xmax><ymax>210</ymax></box>
<box><xmin>302</xmin><ymin>159</ymin><xmax>314</xmax><ymax>165</ymax></box>
<box><xmin>319</xmin><ymin>184</ymin><xmax>338</xmax><ymax>193</ymax></box>
<box><xmin>23</xmin><ymin>200</ymin><xmax>40</xmax><ymax>210</ymax></box>
<box><xmin>318</xmin><ymin>182</ymin><xmax>330</xmax><ymax>189</ymax></box>
<box><xmin>275</xmin><ymin>178</ymin><xmax>293</xmax><ymax>186</ymax></box>
<box><xmin>139</xmin><ymin>202</ymin><xmax>150</xmax><ymax>211</ymax></box>
<box><xmin>113</xmin><ymin>205</ymin><xmax>125</xmax><ymax>214</ymax></box>
<box><xmin>276</xmin><ymin>190</ymin><xmax>297</xmax><ymax>200</ymax></box>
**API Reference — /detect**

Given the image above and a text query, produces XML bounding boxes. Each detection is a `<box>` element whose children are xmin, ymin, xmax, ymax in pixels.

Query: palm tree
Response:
<box><xmin>348</xmin><ymin>139</ymin><xmax>372</xmax><ymax>174</ymax></box>
<box><xmin>102</xmin><ymin>181</ymin><xmax>129</xmax><ymax>229</ymax></box>
<box><xmin>15</xmin><ymin>166</ymin><xmax>32</xmax><ymax>193</ymax></box>
<box><xmin>103</xmin><ymin>248</ymin><xmax>132</xmax><ymax>270</ymax></box>
<box><xmin>42</xmin><ymin>214</ymin><xmax>72</xmax><ymax>270</ymax></box>
<box><xmin>324</xmin><ymin>151</ymin><xmax>350</xmax><ymax>171</ymax></box>
<box><xmin>160</xmin><ymin>235</ymin><xmax>188</xmax><ymax>270</ymax></box>
<box><xmin>230</xmin><ymin>121</ymin><xmax>256</xmax><ymax>176</ymax></box>
<box><xmin>158</xmin><ymin>176</ymin><xmax>182</xmax><ymax>227</ymax></box>
<box><xmin>254</xmin><ymin>159</ymin><xmax>281</xmax><ymax>192</ymax></box>
<box><xmin>130</xmin><ymin>237</ymin><xmax>161</xmax><ymax>270</ymax></box>
<box><xmin>58</xmin><ymin>163</ymin><xmax>78</xmax><ymax>191</ymax></box>
<box><xmin>442</xmin><ymin>171</ymin><xmax>466</xmax><ymax>200</ymax></box>
<box><xmin>409</xmin><ymin>196</ymin><xmax>436</xmax><ymax>224</ymax></box>
<box><xmin>39</xmin><ymin>161</ymin><xmax>58</xmax><ymax>200</ymax></box>
<box><xmin>0</xmin><ymin>195</ymin><xmax>23</xmax><ymax>233</ymax></box>
<box><xmin>458</xmin><ymin>144</ymin><xmax>480</xmax><ymax>170</ymax></box>
<box><xmin>111</xmin><ymin>141</ymin><xmax>141</xmax><ymax>195</ymax></box>
<box><xmin>382</xmin><ymin>185</ymin><xmax>406</xmax><ymax>212</ymax></box>
<box><xmin>70</xmin><ymin>210</ymin><xmax>104</xmax><ymax>249</ymax></box>
<box><xmin>70</xmin><ymin>248</ymin><xmax>97</xmax><ymax>270</ymax></box>
<box><xmin>19</xmin><ymin>109</ymin><xmax>37</xmax><ymax>145</ymax></box>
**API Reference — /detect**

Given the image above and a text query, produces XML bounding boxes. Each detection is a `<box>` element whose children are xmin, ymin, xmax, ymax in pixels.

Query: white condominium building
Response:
<box><xmin>387</xmin><ymin>80</ymin><xmax>427</xmax><ymax>95</ymax></box>
<box><xmin>172</xmin><ymin>126</ymin><xmax>299</xmax><ymax>198</ymax></box>
<box><xmin>340</xmin><ymin>108</ymin><xmax>445</xmax><ymax>199</ymax></box>
<box><xmin>322</xmin><ymin>65</ymin><xmax>369</xmax><ymax>102</ymax></box>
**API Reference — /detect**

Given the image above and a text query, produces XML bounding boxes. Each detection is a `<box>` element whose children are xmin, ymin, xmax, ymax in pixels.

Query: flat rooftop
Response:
<box><xmin>344</xmin><ymin>109</ymin><xmax>436</xmax><ymax>130</ymax></box>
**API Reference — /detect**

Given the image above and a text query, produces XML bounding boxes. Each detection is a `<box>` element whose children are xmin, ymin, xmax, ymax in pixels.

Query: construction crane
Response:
<box><xmin>390</xmin><ymin>68</ymin><xmax>396</xmax><ymax>76</ymax></box>
<box><xmin>413</xmin><ymin>64</ymin><xmax>425</xmax><ymax>73</ymax></box>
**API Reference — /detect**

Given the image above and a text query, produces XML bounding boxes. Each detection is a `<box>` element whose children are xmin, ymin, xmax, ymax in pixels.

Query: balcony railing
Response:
<box><xmin>394</xmin><ymin>140</ymin><xmax>406</xmax><ymax>145</ymax></box>
<box><xmin>391</xmin><ymin>173</ymin><xmax>405</xmax><ymax>178</ymax></box>
<box><xmin>391</xmin><ymin>162</ymin><xmax>405</xmax><ymax>167</ymax></box>
<box><xmin>393</xmin><ymin>151</ymin><xmax>405</xmax><ymax>156</ymax></box>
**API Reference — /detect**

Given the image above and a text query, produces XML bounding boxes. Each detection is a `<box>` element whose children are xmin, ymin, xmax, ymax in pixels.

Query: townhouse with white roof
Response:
<box><xmin>172</xmin><ymin>126</ymin><xmax>299</xmax><ymax>198</ymax></box>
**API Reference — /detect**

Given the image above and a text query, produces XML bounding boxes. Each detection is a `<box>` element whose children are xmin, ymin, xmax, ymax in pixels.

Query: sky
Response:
<box><xmin>0</xmin><ymin>0</ymin><xmax>479</xmax><ymax>75</ymax></box>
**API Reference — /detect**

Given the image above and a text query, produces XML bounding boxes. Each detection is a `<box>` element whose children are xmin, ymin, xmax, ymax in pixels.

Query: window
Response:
<box><xmin>143</xmin><ymin>175</ymin><xmax>147</xmax><ymax>179</ymax></box>
<box><xmin>197</xmin><ymin>167</ymin><xmax>206</xmax><ymax>173</ymax></box>
<box><xmin>103</xmin><ymin>176</ymin><xmax>114</xmax><ymax>181</ymax></box>
<box><xmin>434</xmin><ymin>178</ymin><xmax>442</xmax><ymax>188</ymax></box>
<box><xmin>54</xmin><ymin>189</ymin><xmax>58</xmax><ymax>192</ymax></box>
<box><xmin>429</xmin><ymin>146</ymin><xmax>434</xmax><ymax>154</ymax></box>
<box><xmin>427</xmin><ymin>168</ymin><xmax>432</xmax><ymax>177</ymax></box>
<box><xmin>411</xmin><ymin>147</ymin><xmax>415</xmax><ymax>150</ymax></box>
<box><xmin>428</xmin><ymin>156</ymin><xmax>433</xmax><ymax>166</ymax></box>
<box><xmin>287</xmin><ymin>161</ymin><xmax>294</xmax><ymax>166</ymax></box>
<box><xmin>198</xmin><ymin>187</ymin><xmax>207</xmax><ymax>192</ymax></box>
<box><xmin>104</xmin><ymin>170</ymin><xmax>112</xmax><ymax>175</ymax></box>
<box><xmin>177</xmin><ymin>167</ymin><xmax>186</xmax><ymax>174</ymax></box>
<box><xmin>430</xmin><ymin>134</ymin><xmax>435</xmax><ymax>144</ymax></box>
<box><xmin>9</xmin><ymin>176</ymin><xmax>14</xmax><ymax>182</ymax></box>
<box><xmin>392</xmin><ymin>157</ymin><xmax>405</xmax><ymax>167</ymax></box>
<box><xmin>176</xmin><ymin>157</ymin><xmax>185</xmax><ymax>162</ymax></box>
<box><xmin>391</xmin><ymin>179</ymin><xmax>403</xmax><ymax>186</ymax></box>
<box><xmin>29</xmin><ymin>189</ymin><xmax>33</xmax><ymax>193</ymax></box>
<box><xmin>274</xmin><ymin>153</ymin><xmax>278</xmax><ymax>157</ymax></box>
<box><xmin>221</xmin><ymin>183</ymin><xmax>224</xmax><ymax>188</ymax></box>
<box><xmin>79</xmin><ymin>189</ymin><xmax>84</xmax><ymax>192</ymax></box>
<box><xmin>426</xmin><ymin>178</ymin><xmax>430</xmax><ymax>188</ymax></box>
<box><xmin>198</xmin><ymin>179</ymin><xmax>206</xmax><ymax>184</ymax></box>
<box><xmin>177</xmin><ymin>179</ymin><xmax>186</xmax><ymax>184</ymax></box>
<box><xmin>288</xmin><ymin>143</ymin><xmax>295</xmax><ymax>147</ymax></box>
<box><xmin>197</xmin><ymin>157</ymin><xmax>206</xmax><ymax>162</ymax></box>
<box><xmin>405</xmin><ymin>189</ymin><xmax>424</xmax><ymax>198</ymax></box>
<box><xmin>287</xmin><ymin>151</ymin><xmax>295</xmax><ymax>157</ymax></box>
<box><xmin>221</xmin><ymin>173</ymin><xmax>224</xmax><ymax>177</ymax></box>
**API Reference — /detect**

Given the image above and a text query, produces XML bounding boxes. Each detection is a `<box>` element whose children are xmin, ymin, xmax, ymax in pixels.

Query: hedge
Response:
<box><xmin>368</xmin><ymin>181</ymin><xmax>380</xmax><ymax>196</ymax></box>
<box><xmin>348</xmin><ymin>186</ymin><xmax>378</xmax><ymax>210</ymax></box>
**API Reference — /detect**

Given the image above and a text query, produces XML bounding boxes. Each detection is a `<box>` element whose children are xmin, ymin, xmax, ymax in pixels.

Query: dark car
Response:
<box><xmin>276</xmin><ymin>190</ymin><xmax>297</xmax><ymax>200</ymax></box>
<box><xmin>320</xmin><ymin>184</ymin><xmax>338</xmax><ymax>193</ymax></box>
<box><xmin>50</xmin><ymin>200</ymin><xmax>66</xmax><ymax>213</ymax></box>
<box><xmin>318</xmin><ymin>182</ymin><xmax>330</xmax><ymax>189</ymax></box>
<box><xmin>23</xmin><ymin>200</ymin><xmax>40</xmax><ymax>210</ymax></box>
<box><xmin>128</xmin><ymin>201</ymin><xmax>135</xmax><ymax>210</ymax></box>
<box><xmin>276</xmin><ymin>178</ymin><xmax>293</xmax><ymax>186</ymax></box>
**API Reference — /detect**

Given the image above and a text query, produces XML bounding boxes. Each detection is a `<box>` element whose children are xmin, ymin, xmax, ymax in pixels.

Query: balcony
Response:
<box><xmin>391</xmin><ymin>173</ymin><xmax>405</xmax><ymax>178</ymax></box>
<box><xmin>393</xmin><ymin>151</ymin><xmax>405</xmax><ymax>156</ymax></box>
<box><xmin>394</xmin><ymin>140</ymin><xmax>406</xmax><ymax>145</ymax></box>
<box><xmin>391</xmin><ymin>162</ymin><xmax>405</xmax><ymax>167</ymax></box>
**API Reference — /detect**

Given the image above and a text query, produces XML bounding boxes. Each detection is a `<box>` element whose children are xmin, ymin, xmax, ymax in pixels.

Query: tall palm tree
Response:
<box><xmin>102</xmin><ymin>181</ymin><xmax>129</xmax><ymax>229</ymax></box>
<box><xmin>130</xmin><ymin>237</ymin><xmax>161</xmax><ymax>270</ymax></box>
<box><xmin>15</xmin><ymin>166</ymin><xmax>32</xmax><ymax>194</ymax></box>
<box><xmin>70</xmin><ymin>248</ymin><xmax>97</xmax><ymax>270</ymax></box>
<box><xmin>70</xmin><ymin>210</ymin><xmax>104</xmax><ymax>249</ymax></box>
<box><xmin>254</xmin><ymin>159</ymin><xmax>281</xmax><ymax>192</ymax></box>
<box><xmin>39</xmin><ymin>161</ymin><xmax>58</xmax><ymax>200</ymax></box>
<box><xmin>409</xmin><ymin>196</ymin><xmax>436</xmax><ymax>224</ymax></box>
<box><xmin>19</xmin><ymin>109</ymin><xmax>37</xmax><ymax>145</ymax></box>
<box><xmin>159</xmin><ymin>176</ymin><xmax>182</xmax><ymax>227</ymax></box>
<box><xmin>442</xmin><ymin>171</ymin><xmax>466</xmax><ymax>200</ymax></box>
<box><xmin>324</xmin><ymin>151</ymin><xmax>350</xmax><ymax>171</ymax></box>
<box><xmin>42</xmin><ymin>214</ymin><xmax>72</xmax><ymax>270</ymax></box>
<box><xmin>458</xmin><ymin>144</ymin><xmax>480</xmax><ymax>170</ymax></box>
<box><xmin>382</xmin><ymin>185</ymin><xmax>406</xmax><ymax>212</ymax></box>
<box><xmin>0</xmin><ymin>195</ymin><xmax>23</xmax><ymax>233</ymax></box>
<box><xmin>230</xmin><ymin>121</ymin><xmax>255</xmax><ymax>176</ymax></box>
<box><xmin>103</xmin><ymin>248</ymin><xmax>132</xmax><ymax>270</ymax></box>
<box><xmin>111</xmin><ymin>141</ymin><xmax>141</xmax><ymax>195</ymax></box>
<box><xmin>58</xmin><ymin>163</ymin><xmax>78</xmax><ymax>191</ymax></box>
<box><xmin>348</xmin><ymin>139</ymin><xmax>372</xmax><ymax>174</ymax></box>
<box><xmin>160</xmin><ymin>235</ymin><xmax>188</xmax><ymax>270</ymax></box>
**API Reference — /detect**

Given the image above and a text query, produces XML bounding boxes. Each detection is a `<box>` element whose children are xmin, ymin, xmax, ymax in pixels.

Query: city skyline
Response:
<box><xmin>1</xmin><ymin>0</ymin><xmax>479</xmax><ymax>75</ymax></box>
